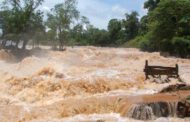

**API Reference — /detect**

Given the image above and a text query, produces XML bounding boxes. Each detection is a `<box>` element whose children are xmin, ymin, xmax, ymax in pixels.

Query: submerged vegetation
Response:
<box><xmin>0</xmin><ymin>0</ymin><xmax>190</xmax><ymax>56</ymax></box>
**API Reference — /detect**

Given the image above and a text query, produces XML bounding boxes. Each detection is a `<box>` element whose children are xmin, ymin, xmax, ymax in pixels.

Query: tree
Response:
<box><xmin>171</xmin><ymin>37</ymin><xmax>190</xmax><ymax>57</ymax></box>
<box><xmin>108</xmin><ymin>19</ymin><xmax>122</xmax><ymax>45</ymax></box>
<box><xmin>46</xmin><ymin>0</ymin><xmax>79</xmax><ymax>50</ymax></box>
<box><xmin>87</xmin><ymin>27</ymin><xmax>109</xmax><ymax>46</ymax></box>
<box><xmin>0</xmin><ymin>10</ymin><xmax>10</xmax><ymax>47</ymax></box>
<box><xmin>144</xmin><ymin>0</ymin><xmax>160</xmax><ymax>11</ymax></box>
<box><xmin>0</xmin><ymin>0</ymin><xmax>44</xmax><ymax>49</ymax></box>
<box><xmin>142</xmin><ymin>0</ymin><xmax>190</xmax><ymax>57</ymax></box>
<box><xmin>139</xmin><ymin>15</ymin><xmax>149</xmax><ymax>35</ymax></box>
<box><xmin>123</xmin><ymin>11</ymin><xmax>140</xmax><ymax>41</ymax></box>
<box><xmin>70</xmin><ymin>16</ymin><xmax>90</xmax><ymax>45</ymax></box>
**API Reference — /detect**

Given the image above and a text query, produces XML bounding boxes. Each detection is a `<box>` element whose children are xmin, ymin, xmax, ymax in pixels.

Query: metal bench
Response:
<box><xmin>144</xmin><ymin>60</ymin><xmax>179</xmax><ymax>79</ymax></box>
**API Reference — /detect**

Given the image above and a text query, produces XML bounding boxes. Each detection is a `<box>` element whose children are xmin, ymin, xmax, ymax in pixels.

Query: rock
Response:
<box><xmin>177</xmin><ymin>96</ymin><xmax>190</xmax><ymax>118</ymax></box>
<box><xmin>160</xmin><ymin>84</ymin><xmax>189</xmax><ymax>93</ymax></box>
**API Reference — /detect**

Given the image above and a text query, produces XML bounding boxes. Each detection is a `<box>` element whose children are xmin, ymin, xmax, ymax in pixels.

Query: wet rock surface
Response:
<box><xmin>125</xmin><ymin>83</ymin><xmax>190</xmax><ymax>121</ymax></box>
<box><xmin>126</xmin><ymin>95</ymin><xmax>190</xmax><ymax>120</ymax></box>
<box><xmin>178</xmin><ymin>96</ymin><xmax>190</xmax><ymax>118</ymax></box>
<box><xmin>160</xmin><ymin>84</ymin><xmax>190</xmax><ymax>93</ymax></box>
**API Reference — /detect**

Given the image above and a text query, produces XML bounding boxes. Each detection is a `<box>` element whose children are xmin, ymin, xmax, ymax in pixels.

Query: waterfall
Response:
<box><xmin>127</xmin><ymin>104</ymin><xmax>154</xmax><ymax>120</ymax></box>
<box><xmin>126</xmin><ymin>102</ymin><xmax>179</xmax><ymax>120</ymax></box>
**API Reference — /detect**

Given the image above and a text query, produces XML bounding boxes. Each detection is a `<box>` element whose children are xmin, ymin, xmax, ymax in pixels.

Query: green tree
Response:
<box><xmin>70</xmin><ymin>16</ymin><xmax>90</xmax><ymax>45</ymax></box>
<box><xmin>82</xmin><ymin>25</ymin><xmax>109</xmax><ymax>46</ymax></box>
<box><xmin>144</xmin><ymin>0</ymin><xmax>160</xmax><ymax>11</ymax></box>
<box><xmin>123</xmin><ymin>11</ymin><xmax>140</xmax><ymax>41</ymax></box>
<box><xmin>46</xmin><ymin>0</ymin><xmax>79</xmax><ymax>50</ymax></box>
<box><xmin>142</xmin><ymin>0</ymin><xmax>190</xmax><ymax>57</ymax></box>
<box><xmin>108</xmin><ymin>19</ymin><xmax>123</xmax><ymax>45</ymax></box>
<box><xmin>171</xmin><ymin>37</ymin><xmax>190</xmax><ymax>57</ymax></box>
<box><xmin>149</xmin><ymin>0</ymin><xmax>190</xmax><ymax>50</ymax></box>
<box><xmin>139</xmin><ymin>15</ymin><xmax>149</xmax><ymax>35</ymax></box>
<box><xmin>45</xmin><ymin>29</ymin><xmax>58</xmax><ymax>49</ymax></box>
<box><xmin>0</xmin><ymin>0</ymin><xmax>44</xmax><ymax>49</ymax></box>
<box><xmin>0</xmin><ymin>10</ymin><xmax>10</xmax><ymax>47</ymax></box>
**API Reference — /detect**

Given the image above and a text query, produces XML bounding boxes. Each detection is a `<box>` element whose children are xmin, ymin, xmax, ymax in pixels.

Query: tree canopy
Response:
<box><xmin>46</xmin><ymin>0</ymin><xmax>79</xmax><ymax>50</ymax></box>
<box><xmin>0</xmin><ymin>0</ymin><xmax>44</xmax><ymax>49</ymax></box>
<box><xmin>142</xmin><ymin>0</ymin><xmax>190</xmax><ymax>57</ymax></box>
<box><xmin>0</xmin><ymin>0</ymin><xmax>189</xmax><ymax>58</ymax></box>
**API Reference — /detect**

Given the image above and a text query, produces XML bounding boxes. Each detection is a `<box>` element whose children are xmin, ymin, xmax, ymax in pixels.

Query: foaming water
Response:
<box><xmin>28</xmin><ymin>113</ymin><xmax>190</xmax><ymax>122</ymax></box>
<box><xmin>29</xmin><ymin>113</ymin><xmax>142</xmax><ymax>122</ymax></box>
<box><xmin>127</xmin><ymin>104</ymin><xmax>154</xmax><ymax>120</ymax></box>
<box><xmin>0</xmin><ymin>47</ymin><xmax>189</xmax><ymax>121</ymax></box>
<box><xmin>127</xmin><ymin>102</ymin><xmax>179</xmax><ymax>120</ymax></box>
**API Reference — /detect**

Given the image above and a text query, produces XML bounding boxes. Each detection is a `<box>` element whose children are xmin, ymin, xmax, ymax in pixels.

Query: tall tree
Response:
<box><xmin>139</xmin><ymin>15</ymin><xmax>149</xmax><ymax>35</ymax></box>
<box><xmin>123</xmin><ymin>11</ymin><xmax>140</xmax><ymax>41</ymax></box>
<box><xmin>144</xmin><ymin>0</ymin><xmax>190</xmax><ymax>56</ymax></box>
<box><xmin>108</xmin><ymin>19</ymin><xmax>122</xmax><ymax>44</ymax></box>
<box><xmin>0</xmin><ymin>0</ymin><xmax>44</xmax><ymax>49</ymax></box>
<box><xmin>85</xmin><ymin>26</ymin><xmax>109</xmax><ymax>46</ymax></box>
<box><xmin>144</xmin><ymin>0</ymin><xmax>160</xmax><ymax>11</ymax></box>
<box><xmin>46</xmin><ymin>0</ymin><xmax>79</xmax><ymax>50</ymax></box>
<box><xmin>70</xmin><ymin>16</ymin><xmax>90</xmax><ymax>45</ymax></box>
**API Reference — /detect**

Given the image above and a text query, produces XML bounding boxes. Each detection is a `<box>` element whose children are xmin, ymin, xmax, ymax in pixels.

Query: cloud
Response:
<box><xmin>140</xmin><ymin>4</ymin><xmax>148</xmax><ymax>18</ymax></box>
<box><xmin>42</xmin><ymin>0</ymin><xmax>147</xmax><ymax>29</ymax></box>
<box><xmin>41</xmin><ymin>6</ymin><xmax>50</xmax><ymax>12</ymax></box>
<box><xmin>111</xmin><ymin>5</ymin><xmax>127</xmax><ymax>17</ymax></box>
<box><xmin>77</xmin><ymin>0</ymin><xmax>128</xmax><ymax>29</ymax></box>
<box><xmin>77</xmin><ymin>0</ymin><xmax>110</xmax><ymax>29</ymax></box>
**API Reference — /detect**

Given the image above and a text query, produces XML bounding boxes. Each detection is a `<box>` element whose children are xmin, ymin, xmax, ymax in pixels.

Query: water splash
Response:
<box><xmin>127</xmin><ymin>104</ymin><xmax>154</xmax><ymax>120</ymax></box>
<box><xmin>127</xmin><ymin>102</ymin><xmax>179</xmax><ymax>120</ymax></box>
<box><xmin>0</xmin><ymin>47</ymin><xmax>189</xmax><ymax>122</ymax></box>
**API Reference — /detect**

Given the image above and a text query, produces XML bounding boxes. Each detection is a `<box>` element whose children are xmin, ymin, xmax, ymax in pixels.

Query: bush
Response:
<box><xmin>139</xmin><ymin>39</ymin><xmax>156</xmax><ymax>52</ymax></box>
<box><xmin>123</xmin><ymin>36</ymin><xmax>144</xmax><ymax>48</ymax></box>
<box><xmin>171</xmin><ymin>37</ymin><xmax>190</xmax><ymax>58</ymax></box>
<box><xmin>160</xmin><ymin>39</ymin><xmax>173</xmax><ymax>53</ymax></box>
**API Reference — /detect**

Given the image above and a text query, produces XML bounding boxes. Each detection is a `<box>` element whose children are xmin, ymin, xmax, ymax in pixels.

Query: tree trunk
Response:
<box><xmin>22</xmin><ymin>40</ymin><xmax>28</xmax><ymax>50</ymax></box>
<box><xmin>32</xmin><ymin>40</ymin><xmax>35</xmax><ymax>49</ymax></box>
<box><xmin>59</xmin><ymin>39</ymin><xmax>64</xmax><ymax>51</ymax></box>
<box><xmin>16</xmin><ymin>40</ymin><xmax>20</xmax><ymax>49</ymax></box>
<box><xmin>58</xmin><ymin>27</ymin><xmax>65</xmax><ymax>51</ymax></box>
<box><xmin>2</xmin><ymin>40</ymin><xmax>6</xmax><ymax>48</ymax></box>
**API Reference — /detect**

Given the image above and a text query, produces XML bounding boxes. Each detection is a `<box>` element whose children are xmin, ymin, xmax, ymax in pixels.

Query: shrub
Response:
<box><xmin>171</xmin><ymin>37</ymin><xmax>190</xmax><ymax>58</ymax></box>
<box><xmin>123</xmin><ymin>36</ymin><xmax>145</xmax><ymax>48</ymax></box>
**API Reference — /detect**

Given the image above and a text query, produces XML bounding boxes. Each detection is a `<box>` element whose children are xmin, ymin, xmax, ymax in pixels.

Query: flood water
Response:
<box><xmin>0</xmin><ymin>46</ymin><xmax>190</xmax><ymax>122</ymax></box>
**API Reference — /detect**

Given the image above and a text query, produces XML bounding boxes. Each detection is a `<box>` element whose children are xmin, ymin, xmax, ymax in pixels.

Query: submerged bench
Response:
<box><xmin>144</xmin><ymin>60</ymin><xmax>179</xmax><ymax>79</ymax></box>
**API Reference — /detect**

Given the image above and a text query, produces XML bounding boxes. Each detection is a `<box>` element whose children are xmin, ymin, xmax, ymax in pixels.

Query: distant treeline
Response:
<box><xmin>0</xmin><ymin>0</ymin><xmax>190</xmax><ymax>58</ymax></box>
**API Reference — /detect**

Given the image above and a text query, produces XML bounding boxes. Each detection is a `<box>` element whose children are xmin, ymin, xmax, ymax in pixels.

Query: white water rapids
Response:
<box><xmin>0</xmin><ymin>46</ymin><xmax>189</xmax><ymax>122</ymax></box>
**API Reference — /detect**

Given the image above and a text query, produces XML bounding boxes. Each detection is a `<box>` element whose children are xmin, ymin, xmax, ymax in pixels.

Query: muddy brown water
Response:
<box><xmin>0</xmin><ymin>47</ymin><xmax>190</xmax><ymax>122</ymax></box>
<box><xmin>0</xmin><ymin>90</ymin><xmax>190</xmax><ymax>122</ymax></box>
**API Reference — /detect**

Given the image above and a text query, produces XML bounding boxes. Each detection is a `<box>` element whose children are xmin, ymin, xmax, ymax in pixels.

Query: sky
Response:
<box><xmin>41</xmin><ymin>0</ymin><xmax>148</xmax><ymax>29</ymax></box>
<box><xmin>0</xmin><ymin>0</ymin><xmax>147</xmax><ymax>30</ymax></box>
<box><xmin>0</xmin><ymin>0</ymin><xmax>145</xmax><ymax>35</ymax></box>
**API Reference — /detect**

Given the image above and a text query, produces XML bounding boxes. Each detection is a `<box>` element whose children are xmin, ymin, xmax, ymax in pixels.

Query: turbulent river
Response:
<box><xmin>0</xmin><ymin>46</ymin><xmax>189</xmax><ymax>122</ymax></box>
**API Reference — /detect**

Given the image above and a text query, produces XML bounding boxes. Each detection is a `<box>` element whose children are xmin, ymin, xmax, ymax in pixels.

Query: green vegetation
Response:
<box><xmin>46</xmin><ymin>0</ymin><xmax>79</xmax><ymax>50</ymax></box>
<box><xmin>143</xmin><ymin>0</ymin><xmax>190</xmax><ymax>57</ymax></box>
<box><xmin>126</xmin><ymin>0</ymin><xmax>190</xmax><ymax>58</ymax></box>
<box><xmin>0</xmin><ymin>0</ymin><xmax>44</xmax><ymax>49</ymax></box>
<box><xmin>0</xmin><ymin>0</ymin><xmax>189</xmax><ymax>57</ymax></box>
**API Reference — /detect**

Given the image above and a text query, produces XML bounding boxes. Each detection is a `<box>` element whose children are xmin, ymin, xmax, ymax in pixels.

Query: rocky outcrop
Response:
<box><xmin>160</xmin><ymin>84</ymin><xmax>190</xmax><ymax>93</ymax></box>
